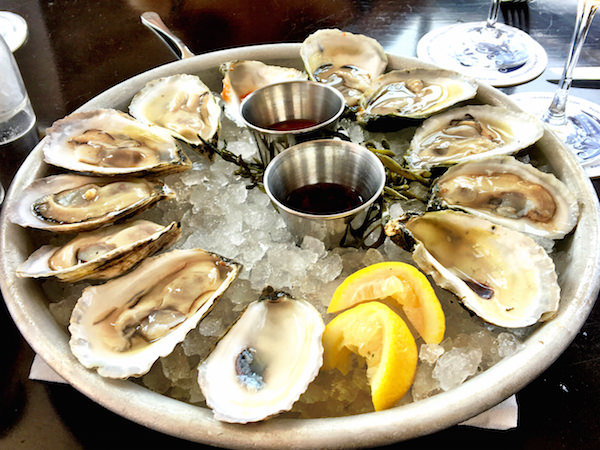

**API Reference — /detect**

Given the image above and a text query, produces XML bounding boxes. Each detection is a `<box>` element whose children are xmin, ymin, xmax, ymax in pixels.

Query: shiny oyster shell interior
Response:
<box><xmin>7</xmin><ymin>174</ymin><xmax>173</xmax><ymax>232</ymax></box>
<box><xmin>385</xmin><ymin>210</ymin><xmax>560</xmax><ymax>328</ymax></box>
<box><xmin>197</xmin><ymin>288</ymin><xmax>324</xmax><ymax>423</ymax></box>
<box><xmin>129</xmin><ymin>74</ymin><xmax>221</xmax><ymax>147</ymax></box>
<box><xmin>430</xmin><ymin>156</ymin><xmax>580</xmax><ymax>239</ymax></box>
<box><xmin>69</xmin><ymin>248</ymin><xmax>241</xmax><ymax>379</ymax></box>
<box><xmin>407</xmin><ymin>105</ymin><xmax>544</xmax><ymax>169</ymax></box>
<box><xmin>43</xmin><ymin>109</ymin><xmax>192</xmax><ymax>176</ymax></box>
<box><xmin>17</xmin><ymin>220</ymin><xmax>181</xmax><ymax>282</ymax></box>
<box><xmin>357</xmin><ymin>68</ymin><xmax>477</xmax><ymax>125</ymax></box>
<box><xmin>220</xmin><ymin>60</ymin><xmax>308</xmax><ymax>121</ymax></box>
<box><xmin>300</xmin><ymin>28</ymin><xmax>388</xmax><ymax>107</ymax></box>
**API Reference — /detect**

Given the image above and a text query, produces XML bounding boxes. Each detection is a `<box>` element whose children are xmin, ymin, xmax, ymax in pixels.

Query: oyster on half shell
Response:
<box><xmin>7</xmin><ymin>174</ymin><xmax>173</xmax><ymax>233</ymax></box>
<box><xmin>430</xmin><ymin>156</ymin><xmax>580</xmax><ymax>239</ymax></box>
<box><xmin>385</xmin><ymin>210</ymin><xmax>560</xmax><ymax>328</ymax></box>
<box><xmin>220</xmin><ymin>60</ymin><xmax>307</xmax><ymax>122</ymax></box>
<box><xmin>17</xmin><ymin>220</ymin><xmax>181</xmax><ymax>282</ymax></box>
<box><xmin>43</xmin><ymin>109</ymin><xmax>192</xmax><ymax>176</ymax></box>
<box><xmin>197</xmin><ymin>287</ymin><xmax>324</xmax><ymax>423</ymax></box>
<box><xmin>406</xmin><ymin>105</ymin><xmax>544</xmax><ymax>169</ymax></box>
<box><xmin>357</xmin><ymin>68</ymin><xmax>477</xmax><ymax>126</ymax></box>
<box><xmin>69</xmin><ymin>248</ymin><xmax>241</xmax><ymax>379</ymax></box>
<box><xmin>300</xmin><ymin>28</ymin><xmax>387</xmax><ymax>108</ymax></box>
<box><xmin>129</xmin><ymin>74</ymin><xmax>221</xmax><ymax>147</ymax></box>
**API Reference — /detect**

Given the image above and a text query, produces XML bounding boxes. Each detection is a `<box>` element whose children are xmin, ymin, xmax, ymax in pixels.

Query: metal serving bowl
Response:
<box><xmin>1</xmin><ymin>44</ymin><xmax>599</xmax><ymax>448</ymax></box>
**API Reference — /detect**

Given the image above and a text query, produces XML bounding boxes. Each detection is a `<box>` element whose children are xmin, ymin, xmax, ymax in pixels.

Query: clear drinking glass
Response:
<box><xmin>417</xmin><ymin>0</ymin><xmax>547</xmax><ymax>86</ymax></box>
<box><xmin>452</xmin><ymin>0</ymin><xmax>529</xmax><ymax>71</ymax></box>
<box><xmin>510</xmin><ymin>0</ymin><xmax>600</xmax><ymax>174</ymax></box>
<box><xmin>0</xmin><ymin>33</ymin><xmax>36</xmax><ymax>145</ymax></box>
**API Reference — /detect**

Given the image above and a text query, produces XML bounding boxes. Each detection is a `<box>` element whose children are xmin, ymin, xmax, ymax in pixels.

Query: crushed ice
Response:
<box><xmin>43</xmin><ymin>108</ymin><xmax>533</xmax><ymax>415</ymax></box>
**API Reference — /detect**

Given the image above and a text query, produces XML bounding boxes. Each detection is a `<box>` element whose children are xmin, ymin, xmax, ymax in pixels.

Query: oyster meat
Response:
<box><xmin>220</xmin><ymin>60</ymin><xmax>307</xmax><ymax>120</ymax></box>
<box><xmin>69</xmin><ymin>248</ymin><xmax>241</xmax><ymax>379</ymax></box>
<box><xmin>430</xmin><ymin>156</ymin><xmax>580</xmax><ymax>239</ymax></box>
<box><xmin>300</xmin><ymin>28</ymin><xmax>387</xmax><ymax>107</ymax></box>
<box><xmin>43</xmin><ymin>109</ymin><xmax>192</xmax><ymax>176</ymax></box>
<box><xmin>357</xmin><ymin>68</ymin><xmax>477</xmax><ymax>126</ymax></box>
<box><xmin>17</xmin><ymin>220</ymin><xmax>181</xmax><ymax>282</ymax></box>
<box><xmin>385</xmin><ymin>210</ymin><xmax>560</xmax><ymax>328</ymax></box>
<box><xmin>7</xmin><ymin>174</ymin><xmax>173</xmax><ymax>232</ymax></box>
<box><xmin>129</xmin><ymin>74</ymin><xmax>221</xmax><ymax>147</ymax></box>
<box><xmin>197</xmin><ymin>288</ymin><xmax>324</xmax><ymax>423</ymax></box>
<box><xmin>406</xmin><ymin>105</ymin><xmax>544</xmax><ymax>169</ymax></box>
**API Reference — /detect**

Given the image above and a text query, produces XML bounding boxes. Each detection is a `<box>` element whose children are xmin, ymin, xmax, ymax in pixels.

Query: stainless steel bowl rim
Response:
<box><xmin>1</xmin><ymin>43</ymin><xmax>599</xmax><ymax>449</ymax></box>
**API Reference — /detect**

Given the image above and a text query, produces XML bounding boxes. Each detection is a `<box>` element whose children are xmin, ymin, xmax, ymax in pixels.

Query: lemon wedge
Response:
<box><xmin>322</xmin><ymin>301</ymin><xmax>417</xmax><ymax>411</ymax></box>
<box><xmin>327</xmin><ymin>261</ymin><xmax>445</xmax><ymax>344</ymax></box>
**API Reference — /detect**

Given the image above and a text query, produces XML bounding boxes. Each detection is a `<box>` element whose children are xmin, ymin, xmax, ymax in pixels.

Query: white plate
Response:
<box><xmin>417</xmin><ymin>22</ymin><xmax>548</xmax><ymax>87</ymax></box>
<box><xmin>511</xmin><ymin>91</ymin><xmax>600</xmax><ymax>178</ymax></box>
<box><xmin>1</xmin><ymin>44</ymin><xmax>599</xmax><ymax>448</ymax></box>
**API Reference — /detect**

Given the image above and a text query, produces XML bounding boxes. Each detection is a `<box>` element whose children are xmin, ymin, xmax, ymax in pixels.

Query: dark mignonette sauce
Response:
<box><xmin>284</xmin><ymin>182</ymin><xmax>364</xmax><ymax>215</ymax></box>
<box><xmin>266</xmin><ymin>118</ymin><xmax>319</xmax><ymax>131</ymax></box>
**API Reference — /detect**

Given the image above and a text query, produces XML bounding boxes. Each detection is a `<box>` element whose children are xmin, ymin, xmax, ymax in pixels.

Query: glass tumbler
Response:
<box><xmin>0</xmin><ymin>33</ymin><xmax>35</xmax><ymax>145</ymax></box>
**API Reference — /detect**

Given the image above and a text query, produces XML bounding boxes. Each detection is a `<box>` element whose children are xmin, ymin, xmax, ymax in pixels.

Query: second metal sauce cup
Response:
<box><xmin>240</xmin><ymin>80</ymin><xmax>346</xmax><ymax>166</ymax></box>
<box><xmin>264</xmin><ymin>139</ymin><xmax>386</xmax><ymax>249</ymax></box>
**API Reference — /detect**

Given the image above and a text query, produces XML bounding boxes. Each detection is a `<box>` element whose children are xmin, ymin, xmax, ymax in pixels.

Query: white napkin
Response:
<box><xmin>459</xmin><ymin>395</ymin><xmax>518</xmax><ymax>430</ymax></box>
<box><xmin>29</xmin><ymin>353</ymin><xmax>66</xmax><ymax>383</ymax></box>
<box><xmin>29</xmin><ymin>354</ymin><xmax>518</xmax><ymax>430</ymax></box>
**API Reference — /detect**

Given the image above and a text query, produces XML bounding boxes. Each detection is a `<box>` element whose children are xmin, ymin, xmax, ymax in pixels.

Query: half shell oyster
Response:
<box><xmin>7</xmin><ymin>174</ymin><xmax>173</xmax><ymax>232</ymax></box>
<box><xmin>300</xmin><ymin>28</ymin><xmax>387</xmax><ymax>107</ymax></box>
<box><xmin>406</xmin><ymin>105</ymin><xmax>544</xmax><ymax>169</ymax></box>
<box><xmin>220</xmin><ymin>60</ymin><xmax>307</xmax><ymax>121</ymax></box>
<box><xmin>16</xmin><ymin>220</ymin><xmax>181</xmax><ymax>282</ymax></box>
<box><xmin>129</xmin><ymin>74</ymin><xmax>221</xmax><ymax>147</ymax></box>
<box><xmin>385</xmin><ymin>210</ymin><xmax>560</xmax><ymax>328</ymax></box>
<box><xmin>429</xmin><ymin>156</ymin><xmax>580</xmax><ymax>239</ymax></box>
<box><xmin>43</xmin><ymin>109</ymin><xmax>192</xmax><ymax>176</ymax></box>
<box><xmin>69</xmin><ymin>248</ymin><xmax>241</xmax><ymax>379</ymax></box>
<box><xmin>197</xmin><ymin>288</ymin><xmax>324</xmax><ymax>423</ymax></box>
<box><xmin>357</xmin><ymin>69</ymin><xmax>477</xmax><ymax>126</ymax></box>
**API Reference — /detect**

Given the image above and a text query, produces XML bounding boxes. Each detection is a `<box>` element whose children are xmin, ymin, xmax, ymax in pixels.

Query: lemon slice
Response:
<box><xmin>327</xmin><ymin>261</ymin><xmax>445</xmax><ymax>344</ymax></box>
<box><xmin>322</xmin><ymin>301</ymin><xmax>417</xmax><ymax>411</ymax></box>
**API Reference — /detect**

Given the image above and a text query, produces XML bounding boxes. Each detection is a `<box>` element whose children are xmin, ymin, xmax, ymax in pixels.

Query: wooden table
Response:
<box><xmin>1</xmin><ymin>0</ymin><xmax>599</xmax><ymax>448</ymax></box>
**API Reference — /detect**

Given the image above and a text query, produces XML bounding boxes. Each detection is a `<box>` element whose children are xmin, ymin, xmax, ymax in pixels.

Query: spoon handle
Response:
<box><xmin>141</xmin><ymin>11</ymin><xmax>195</xmax><ymax>60</ymax></box>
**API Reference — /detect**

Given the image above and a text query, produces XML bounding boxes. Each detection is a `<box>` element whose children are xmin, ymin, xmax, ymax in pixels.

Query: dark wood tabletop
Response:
<box><xmin>1</xmin><ymin>0</ymin><xmax>600</xmax><ymax>448</ymax></box>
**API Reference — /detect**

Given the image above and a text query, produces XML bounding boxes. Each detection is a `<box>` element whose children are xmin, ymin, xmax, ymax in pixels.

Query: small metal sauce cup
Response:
<box><xmin>264</xmin><ymin>139</ymin><xmax>386</xmax><ymax>248</ymax></box>
<box><xmin>240</xmin><ymin>80</ymin><xmax>346</xmax><ymax>166</ymax></box>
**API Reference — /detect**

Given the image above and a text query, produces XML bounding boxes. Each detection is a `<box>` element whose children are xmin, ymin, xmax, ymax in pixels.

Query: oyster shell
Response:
<box><xmin>220</xmin><ymin>60</ymin><xmax>307</xmax><ymax>121</ymax></box>
<box><xmin>406</xmin><ymin>105</ymin><xmax>544</xmax><ymax>169</ymax></box>
<box><xmin>7</xmin><ymin>174</ymin><xmax>173</xmax><ymax>232</ymax></box>
<box><xmin>357</xmin><ymin>69</ymin><xmax>478</xmax><ymax>126</ymax></box>
<box><xmin>385</xmin><ymin>210</ymin><xmax>560</xmax><ymax>328</ymax></box>
<box><xmin>300</xmin><ymin>28</ymin><xmax>387</xmax><ymax>107</ymax></box>
<box><xmin>69</xmin><ymin>248</ymin><xmax>241</xmax><ymax>379</ymax></box>
<box><xmin>16</xmin><ymin>220</ymin><xmax>181</xmax><ymax>282</ymax></box>
<box><xmin>43</xmin><ymin>109</ymin><xmax>192</xmax><ymax>176</ymax></box>
<box><xmin>129</xmin><ymin>74</ymin><xmax>221</xmax><ymax>147</ymax></box>
<box><xmin>430</xmin><ymin>156</ymin><xmax>580</xmax><ymax>239</ymax></box>
<box><xmin>197</xmin><ymin>288</ymin><xmax>324</xmax><ymax>423</ymax></box>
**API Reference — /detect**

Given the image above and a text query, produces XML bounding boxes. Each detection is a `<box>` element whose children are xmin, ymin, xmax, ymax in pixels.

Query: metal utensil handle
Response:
<box><xmin>141</xmin><ymin>11</ymin><xmax>195</xmax><ymax>60</ymax></box>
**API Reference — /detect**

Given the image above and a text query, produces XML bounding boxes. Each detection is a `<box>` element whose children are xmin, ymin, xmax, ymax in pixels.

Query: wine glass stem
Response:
<box><xmin>487</xmin><ymin>0</ymin><xmax>501</xmax><ymax>27</ymax></box>
<box><xmin>544</xmin><ymin>0</ymin><xmax>599</xmax><ymax>126</ymax></box>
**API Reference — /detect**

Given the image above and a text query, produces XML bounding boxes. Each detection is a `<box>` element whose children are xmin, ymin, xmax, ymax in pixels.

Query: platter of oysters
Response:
<box><xmin>1</xmin><ymin>29</ymin><xmax>600</xmax><ymax>448</ymax></box>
